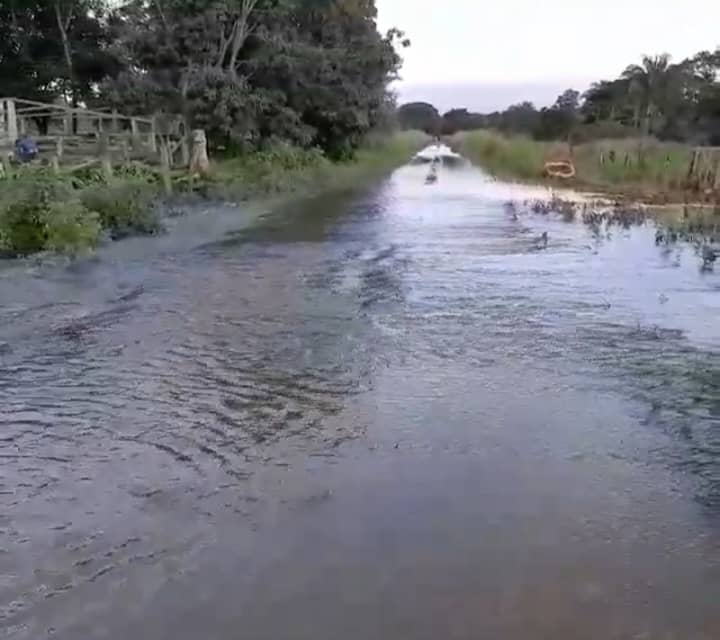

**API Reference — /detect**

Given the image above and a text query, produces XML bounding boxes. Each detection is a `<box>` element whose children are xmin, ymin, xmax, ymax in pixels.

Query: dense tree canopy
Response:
<box><xmin>397</xmin><ymin>102</ymin><xmax>440</xmax><ymax>133</ymax></box>
<box><xmin>0</xmin><ymin>0</ymin><xmax>120</xmax><ymax>106</ymax></box>
<box><xmin>0</xmin><ymin>0</ymin><xmax>407</xmax><ymax>157</ymax></box>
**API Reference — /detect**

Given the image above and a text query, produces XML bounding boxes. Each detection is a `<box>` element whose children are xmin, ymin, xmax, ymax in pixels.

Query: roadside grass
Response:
<box><xmin>0</xmin><ymin>131</ymin><xmax>428</xmax><ymax>257</ymax></box>
<box><xmin>451</xmin><ymin>130</ymin><xmax>695</xmax><ymax>195</ymax></box>
<box><xmin>207</xmin><ymin>130</ymin><xmax>429</xmax><ymax>200</ymax></box>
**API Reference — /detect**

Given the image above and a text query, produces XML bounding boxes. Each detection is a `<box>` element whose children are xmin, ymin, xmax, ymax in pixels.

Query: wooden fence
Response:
<box><xmin>0</xmin><ymin>97</ymin><xmax>196</xmax><ymax>176</ymax></box>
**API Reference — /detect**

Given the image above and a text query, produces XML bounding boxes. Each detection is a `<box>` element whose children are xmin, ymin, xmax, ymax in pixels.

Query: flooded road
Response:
<box><xmin>1</xmin><ymin>160</ymin><xmax>719</xmax><ymax>639</ymax></box>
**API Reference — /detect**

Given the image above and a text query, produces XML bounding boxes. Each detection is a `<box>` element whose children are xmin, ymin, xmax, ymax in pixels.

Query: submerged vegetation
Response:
<box><xmin>504</xmin><ymin>194</ymin><xmax>720</xmax><ymax>270</ymax></box>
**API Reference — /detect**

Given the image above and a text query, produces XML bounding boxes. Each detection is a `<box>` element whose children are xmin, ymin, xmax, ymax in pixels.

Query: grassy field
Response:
<box><xmin>0</xmin><ymin>130</ymin><xmax>428</xmax><ymax>258</ymax></box>
<box><xmin>450</xmin><ymin>130</ymin><xmax>698</xmax><ymax>200</ymax></box>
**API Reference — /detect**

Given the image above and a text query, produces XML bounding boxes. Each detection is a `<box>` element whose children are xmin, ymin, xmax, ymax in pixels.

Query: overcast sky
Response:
<box><xmin>376</xmin><ymin>0</ymin><xmax>720</xmax><ymax>111</ymax></box>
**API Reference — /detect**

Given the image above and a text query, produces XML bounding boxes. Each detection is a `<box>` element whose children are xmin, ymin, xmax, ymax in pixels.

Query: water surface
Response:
<box><xmin>1</xmin><ymin>161</ymin><xmax>719</xmax><ymax>639</ymax></box>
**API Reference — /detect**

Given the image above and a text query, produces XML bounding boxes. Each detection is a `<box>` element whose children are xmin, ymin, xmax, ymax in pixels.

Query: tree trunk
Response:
<box><xmin>54</xmin><ymin>1</ymin><xmax>76</xmax><ymax>132</ymax></box>
<box><xmin>632</xmin><ymin>102</ymin><xmax>642</xmax><ymax>130</ymax></box>
<box><xmin>228</xmin><ymin>0</ymin><xmax>258</xmax><ymax>79</ymax></box>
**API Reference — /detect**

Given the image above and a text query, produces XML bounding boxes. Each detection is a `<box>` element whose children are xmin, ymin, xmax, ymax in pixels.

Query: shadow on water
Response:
<box><xmin>1</xmin><ymin>157</ymin><xmax>720</xmax><ymax>639</ymax></box>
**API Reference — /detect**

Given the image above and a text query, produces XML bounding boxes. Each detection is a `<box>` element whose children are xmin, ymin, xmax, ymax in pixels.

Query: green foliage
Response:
<box><xmin>397</xmin><ymin>102</ymin><xmax>441</xmax><ymax>134</ymax></box>
<box><xmin>453</xmin><ymin>130</ymin><xmax>694</xmax><ymax>193</ymax></box>
<box><xmin>209</xmin><ymin>131</ymin><xmax>427</xmax><ymax>200</ymax></box>
<box><xmin>44</xmin><ymin>200</ymin><xmax>103</xmax><ymax>254</ymax></box>
<box><xmin>98</xmin><ymin>0</ymin><xmax>406</xmax><ymax>157</ymax></box>
<box><xmin>0</xmin><ymin>172</ymin><xmax>100</xmax><ymax>256</ymax></box>
<box><xmin>572</xmin><ymin>140</ymin><xmax>691</xmax><ymax>188</ymax></box>
<box><xmin>0</xmin><ymin>1</ymin><xmax>121</xmax><ymax>110</ymax></box>
<box><xmin>409</xmin><ymin>48</ymin><xmax>719</xmax><ymax>146</ymax></box>
<box><xmin>80</xmin><ymin>181</ymin><xmax>162</xmax><ymax>239</ymax></box>
<box><xmin>453</xmin><ymin>131</ymin><xmax>547</xmax><ymax>180</ymax></box>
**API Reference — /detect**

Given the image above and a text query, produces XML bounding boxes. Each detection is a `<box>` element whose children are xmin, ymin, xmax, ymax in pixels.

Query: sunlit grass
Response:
<box><xmin>451</xmin><ymin>130</ymin><xmax>695</xmax><ymax>194</ymax></box>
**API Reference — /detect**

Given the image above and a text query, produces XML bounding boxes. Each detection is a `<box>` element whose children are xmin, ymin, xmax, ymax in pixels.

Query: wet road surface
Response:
<box><xmin>1</xmin><ymin>160</ymin><xmax>719</xmax><ymax>638</ymax></box>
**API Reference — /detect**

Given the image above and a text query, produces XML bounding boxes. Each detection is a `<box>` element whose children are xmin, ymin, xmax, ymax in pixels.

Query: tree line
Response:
<box><xmin>0</xmin><ymin>0</ymin><xmax>407</xmax><ymax>158</ymax></box>
<box><xmin>399</xmin><ymin>50</ymin><xmax>720</xmax><ymax>145</ymax></box>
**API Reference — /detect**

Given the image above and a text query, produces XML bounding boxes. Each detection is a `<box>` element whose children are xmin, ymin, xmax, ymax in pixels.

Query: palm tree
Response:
<box><xmin>621</xmin><ymin>54</ymin><xmax>672</xmax><ymax>136</ymax></box>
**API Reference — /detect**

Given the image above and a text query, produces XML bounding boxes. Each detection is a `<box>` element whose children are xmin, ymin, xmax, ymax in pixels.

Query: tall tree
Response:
<box><xmin>621</xmin><ymin>54</ymin><xmax>672</xmax><ymax>135</ymax></box>
<box><xmin>103</xmin><ymin>0</ymin><xmax>405</xmax><ymax>156</ymax></box>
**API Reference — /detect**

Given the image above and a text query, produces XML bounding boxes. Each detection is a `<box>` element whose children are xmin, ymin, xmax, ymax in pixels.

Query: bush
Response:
<box><xmin>80</xmin><ymin>180</ymin><xmax>163</xmax><ymax>240</ymax></box>
<box><xmin>0</xmin><ymin>172</ymin><xmax>100</xmax><ymax>256</ymax></box>
<box><xmin>208</xmin><ymin>132</ymin><xmax>428</xmax><ymax>200</ymax></box>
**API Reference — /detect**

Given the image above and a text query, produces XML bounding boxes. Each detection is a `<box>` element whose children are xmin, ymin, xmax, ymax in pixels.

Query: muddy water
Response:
<box><xmin>1</xmin><ymin>161</ymin><xmax>719</xmax><ymax>639</ymax></box>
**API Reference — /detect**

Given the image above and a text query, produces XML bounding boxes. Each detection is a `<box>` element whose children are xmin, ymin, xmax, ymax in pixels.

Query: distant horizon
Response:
<box><xmin>392</xmin><ymin>80</ymin><xmax>594</xmax><ymax>114</ymax></box>
<box><xmin>377</xmin><ymin>0</ymin><xmax>719</xmax><ymax>111</ymax></box>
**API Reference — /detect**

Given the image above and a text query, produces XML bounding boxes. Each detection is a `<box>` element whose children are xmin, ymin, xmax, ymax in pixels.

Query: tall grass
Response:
<box><xmin>451</xmin><ymin>131</ymin><xmax>549</xmax><ymax>180</ymax></box>
<box><xmin>207</xmin><ymin>130</ymin><xmax>429</xmax><ymax>201</ymax></box>
<box><xmin>451</xmin><ymin>130</ymin><xmax>694</xmax><ymax>194</ymax></box>
<box><xmin>572</xmin><ymin>139</ymin><xmax>691</xmax><ymax>189</ymax></box>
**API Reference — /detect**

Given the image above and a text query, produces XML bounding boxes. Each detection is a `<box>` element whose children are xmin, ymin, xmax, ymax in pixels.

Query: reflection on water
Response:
<box><xmin>1</xmin><ymin>161</ymin><xmax>719</xmax><ymax>639</ymax></box>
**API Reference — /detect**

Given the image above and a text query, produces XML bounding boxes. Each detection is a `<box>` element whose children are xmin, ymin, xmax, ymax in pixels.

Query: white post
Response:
<box><xmin>6</xmin><ymin>99</ymin><xmax>18</xmax><ymax>142</ymax></box>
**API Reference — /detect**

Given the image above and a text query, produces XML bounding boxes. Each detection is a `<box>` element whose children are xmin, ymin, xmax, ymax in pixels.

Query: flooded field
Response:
<box><xmin>1</xmin><ymin>158</ymin><xmax>719</xmax><ymax>639</ymax></box>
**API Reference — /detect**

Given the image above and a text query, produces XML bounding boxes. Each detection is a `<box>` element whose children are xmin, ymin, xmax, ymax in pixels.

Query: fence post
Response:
<box><xmin>121</xmin><ymin>138</ymin><xmax>130</xmax><ymax>164</ymax></box>
<box><xmin>159</xmin><ymin>138</ymin><xmax>172</xmax><ymax>196</ymax></box>
<box><xmin>149</xmin><ymin>116</ymin><xmax>158</xmax><ymax>153</ymax></box>
<box><xmin>63</xmin><ymin>108</ymin><xmax>72</xmax><ymax>136</ymax></box>
<box><xmin>687</xmin><ymin>149</ymin><xmax>699</xmax><ymax>188</ymax></box>
<box><xmin>180</xmin><ymin>135</ymin><xmax>190</xmax><ymax>167</ymax></box>
<box><xmin>6</xmin><ymin>99</ymin><xmax>18</xmax><ymax>143</ymax></box>
<box><xmin>189</xmin><ymin>129</ymin><xmax>210</xmax><ymax>176</ymax></box>
<box><xmin>98</xmin><ymin>132</ymin><xmax>113</xmax><ymax>181</ymax></box>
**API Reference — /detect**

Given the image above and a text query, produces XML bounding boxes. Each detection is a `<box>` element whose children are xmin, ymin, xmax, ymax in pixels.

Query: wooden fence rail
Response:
<box><xmin>0</xmin><ymin>97</ymin><xmax>200</xmax><ymax>172</ymax></box>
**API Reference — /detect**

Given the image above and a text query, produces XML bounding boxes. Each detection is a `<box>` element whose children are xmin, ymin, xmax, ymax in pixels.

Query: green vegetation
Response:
<box><xmin>0</xmin><ymin>172</ymin><xmax>101</xmax><ymax>257</ymax></box>
<box><xmin>452</xmin><ymin>131</ymin><xmax>547</xmax><ymax>181</ymax></box>
<box><xmin>1</xmin><ymin>0</ymin><xmax>407</xmax><ymax>158</ymax></box>
<box><xmin>208</xmin><ymin>131</ymin><xmax>428</xmax><ymax>200</ymax></box>
<box><xmin>0</xmin><ymin>0</ymin><xmax>421</xmax><ymax>258</ymax></box>
<box><xmin>80</xmin><ymin>181</ymin><xmax>162</xmax><ymax>240</ymax></box>
<box><xmin>0</xmin><ymin>132</ymin><xmax>426</xmax><ymax>257</ymax></box>
<box><xmin>660</xmin><ymin>210</ymin><xmax>720</xmax><ymax>244</ymax></box>
<box><xmin>452</xmin><ymin>130</ymin><xmax>699</xmax><ymax>198</ymax></box>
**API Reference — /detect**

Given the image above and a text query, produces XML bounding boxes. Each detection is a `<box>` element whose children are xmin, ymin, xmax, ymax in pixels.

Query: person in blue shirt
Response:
<box><xmin>14</xmin><ymin>135</ymin><xmax>39</xmax><ymax>163</ymax></box>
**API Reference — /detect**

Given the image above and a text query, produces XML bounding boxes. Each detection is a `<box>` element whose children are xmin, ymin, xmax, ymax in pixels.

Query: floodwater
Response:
<box><xmin>1</xmin><ymin>156</ymin><xmax>719</xmax><ymax>639</ymax></box>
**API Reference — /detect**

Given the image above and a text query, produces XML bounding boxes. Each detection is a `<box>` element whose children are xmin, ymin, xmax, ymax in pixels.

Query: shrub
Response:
<box><xmin>80</xmin><ymin>180</ymin><xmax>163</xmax><ymax>239</ymax></box>
<box><xmin>0</xmin><ymin>172</ymin><xmax>100</xmax><ymax>256</ymax></box>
